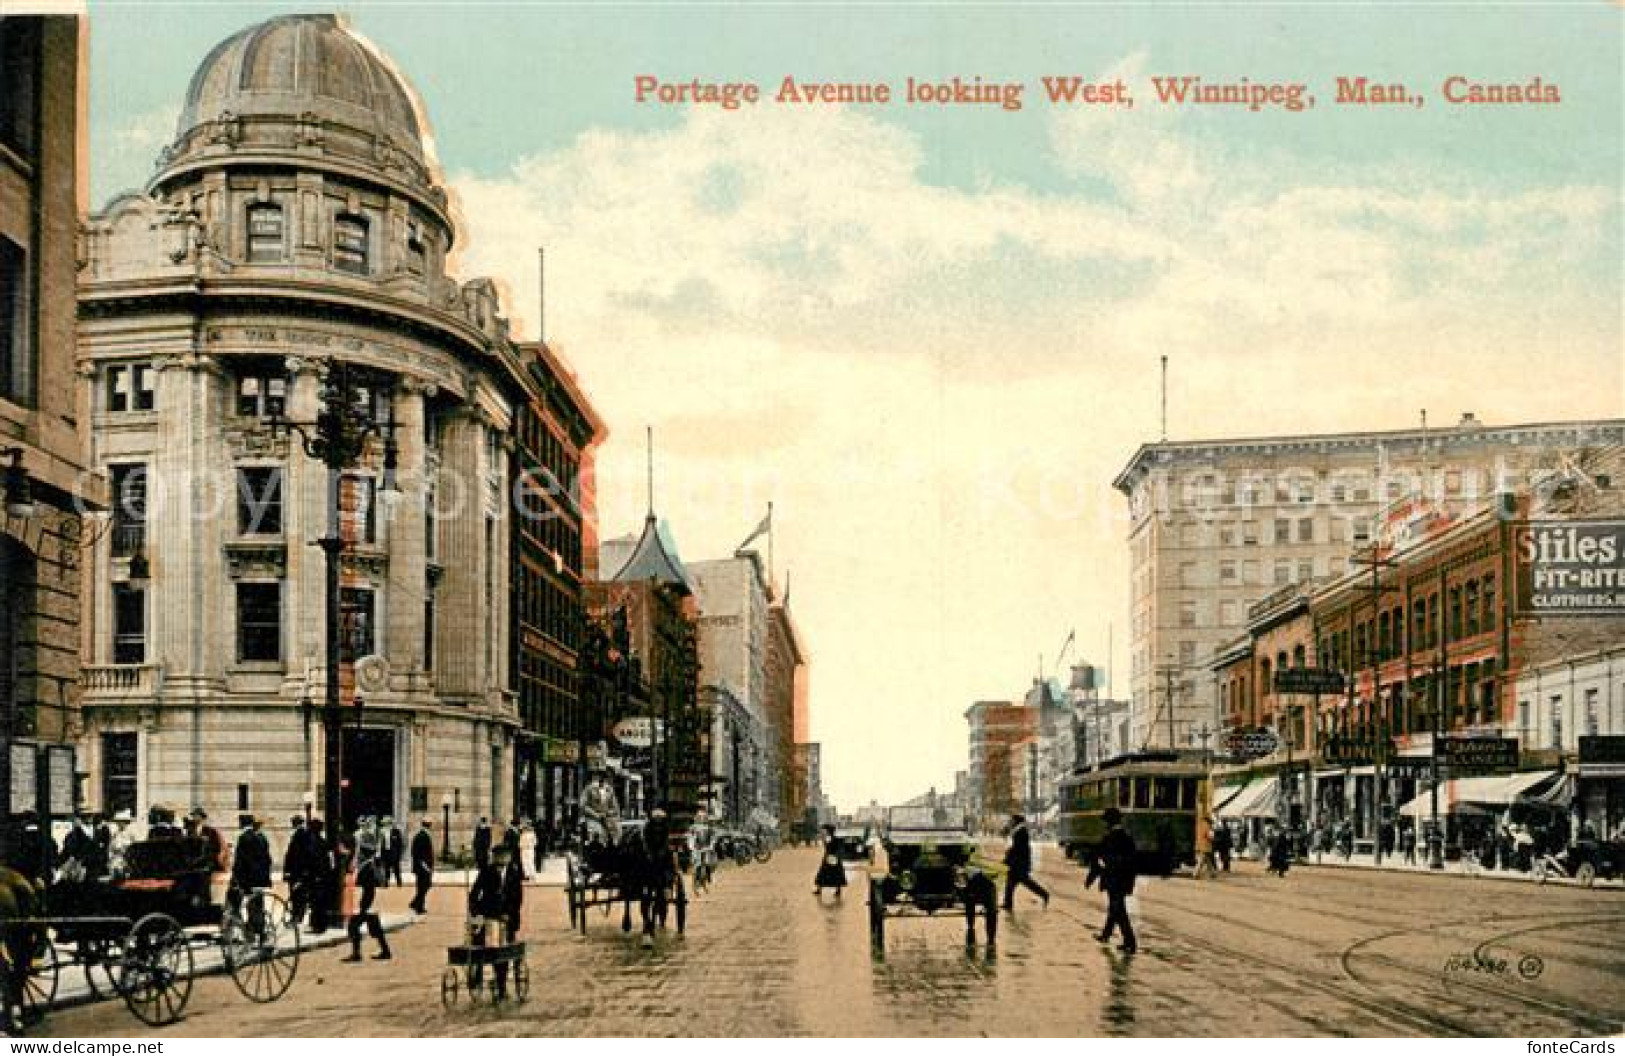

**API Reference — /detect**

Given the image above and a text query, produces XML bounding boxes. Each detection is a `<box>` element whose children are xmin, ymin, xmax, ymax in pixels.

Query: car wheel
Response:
<box><xmin>1577</xmin><ymin>862</ymin><xmax>1597</xmax><ymax>888</ymax></box>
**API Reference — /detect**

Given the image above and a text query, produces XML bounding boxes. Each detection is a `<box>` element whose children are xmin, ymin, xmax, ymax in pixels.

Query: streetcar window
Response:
<box><xmin>1133</xmin><ymin>778</ymin><xmax>1151</xmax><ymax>809</ymax></box>
<box><xmin>1117</xmin><ymin>780</ymin><xmax>1130</xmax><ymax>807</ymax></box>
<box><xmin>1181</xmin><ymin>778</ymin><xmax>1198</xmax><ymax>809</ymax></box>
<box><xmin>1153</xmin><ymin>778</ymin><xmax>1179</xmax><ymax>809</ymax></box>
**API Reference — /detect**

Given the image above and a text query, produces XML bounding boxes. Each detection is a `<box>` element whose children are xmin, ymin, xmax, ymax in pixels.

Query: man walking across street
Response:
<box><xmin>283</xmin><ymin>816</ymin><xmax>312</xmax><ymax>926</ymax></box>
<box><xmin>341</xmin><ymin>840</ymin><xmax>391</xmax><ymax>962</ymax></box>
<box><xmin>231</xmin><ymin>815</ymin><xmax>273</xmax><ymax>939</ymax></box>
<box><xmin>1213</xmin><ymin>818</ymin><xmax>1233</xmax><ymax>873</ymax></box>
<box><xmin>1001</xmin><ymin>813</ymin><xmax>1049</xmax><ymax>912</ymax></box>
<box><xmin>1086</xmin><ymin>806</ymin><xmax>1138</xmax><ymax>954</ymax></box>
<box><xmin>409</xmin><ymin>819</ymin><xmax>435</xmax><ymax>915</ymax></box>
<box><xmin>382</xmin><ymin>818</ymin><xmax>404</xmax><ymax>889</ymax></box>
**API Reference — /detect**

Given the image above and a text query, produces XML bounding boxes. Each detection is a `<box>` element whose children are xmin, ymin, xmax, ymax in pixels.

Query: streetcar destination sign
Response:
<box><xmin>1436</xmin><ymin>736</ymin><xmax>1519</xmax><ymax>772</ymax></box>
<box><xmin>1273</xmin><ymin>668</ymin><xmax>1347</xmax><ymax>695</ymax></box>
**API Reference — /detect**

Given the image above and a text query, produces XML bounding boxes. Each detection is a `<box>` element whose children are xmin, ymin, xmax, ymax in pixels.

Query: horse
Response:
<box><xmin>0</xmin><ymin>866</ymin><xmax>46</xmax><ymax>1035</ymax></box>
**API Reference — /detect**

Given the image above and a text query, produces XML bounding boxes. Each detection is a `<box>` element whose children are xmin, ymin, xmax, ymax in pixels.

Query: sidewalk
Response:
<box><xmin>1292</xmin><ymin>848</ymin><xmax>1604</xmax><ymax>887</ymax></box>
<box><xmin>45</xmin><ymin>911</ymin><xmax>417</xmax><ymax>1013</ymax></box>
<box><xmin>432</xmin><ymin>854</ymin><xmax>569</xmax><ymax>888</ymax></box>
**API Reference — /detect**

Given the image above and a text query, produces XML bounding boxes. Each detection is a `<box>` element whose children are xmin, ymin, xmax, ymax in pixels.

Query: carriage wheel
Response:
<box><xmin>1577</xmin><ymin>862</ymin><xmax>1598</xmax><ymax>888</ymax></box>
<box><xmin>439</xmin><ymin>967</ymin><xmax>460</xmax><ymax>1009</ymax></box>
<box><xmin>511</xmin><ymin>957</ymin><xmax>530</xmax><ymax>1003</ymax></box>
<box><xmin>119</xmin><ymin>914</ymin><xmax>193</xmax><ymax>1027</ymax></box>
<box><xmin>19</xmin><ymin>934</ymin><xmax>58</xmax><ymax>1023</ymax></box>
<box><xmin>222</xmin><ymin>891</ymin><xmax>300</xmax><ymax>1003</ymax></box>
<box><xmin>754</xmin><ymin>843</ymin><xmax>772</xmax><ymax>863</ymax></box>
<box><xmin>81</xmin><ymin>938</ymin><xmax>124</xmax><ymax>1001</ymax></box>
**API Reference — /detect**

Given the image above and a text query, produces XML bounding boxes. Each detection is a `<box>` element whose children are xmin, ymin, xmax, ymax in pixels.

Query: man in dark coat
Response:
<box><xmin>383</xmin><ymin>819</ymin><xmax>404</xmax><ymax>888</ymax></box>
<box><xmin>1001</xmin><ymin>813</ymin><xmax>1050</xmax><ymax>911</ymax></box>
<box><xmin>1212</xmin><ymin>818</ymin><xmax>1233</xmax><ymax>872</ymax></box>
<box><xmin>282</xmin><ymin>816</ymin><xmax>312</xmax><ymax>926</ymax></box>
<box><xmin>1086</xmin><ymin>806</ymin><xmax>1138</xmax><ymax>954</ymax></box>
<box><xmin>409</xmin><ymin>818</ymin><xmax>435</xmax><ymax>914</ymax></box>
<box><xmin>342</xmin><ymin>843</ymin><xmax>391</xmax><ymax>962</ymax></box>
<box><xmin>231</xmin><ymin>815</ymin><xmax>274</xmax><ymax>938</ymax></box>
<box><xmin>305</xmin><ymin>818</ymin><xmax>336</xmax><ymax>934</ymax></box>
<box><xmin>472</xmin><ymin>817</ymin><xmax>493</xmax><ymax>870</ymax></box>
<box><xmin>501</xmin><ymin>847</ymin><xmax>526</xmax><ymax>939</ymax></box>
<box><xmin>467</xmin><ymin>844</ymin><xmax>511</xmax><ymax>996</ymax></box>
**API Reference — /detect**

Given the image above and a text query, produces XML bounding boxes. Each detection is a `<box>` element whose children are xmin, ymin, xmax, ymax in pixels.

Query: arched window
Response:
<box><xmin>333</xmin><ymin>213</ymin><xmax>370</xmax><ymax>275</ymax></box>
<box><xmin>1292</xmin><ymin>644</ymin><xmax>1306</xmax><ymax>669</ymax></box>
<box><xmin>247</xmin><ymin>203</ymin><xmax>284</xmax><ymax>263</ymax></box>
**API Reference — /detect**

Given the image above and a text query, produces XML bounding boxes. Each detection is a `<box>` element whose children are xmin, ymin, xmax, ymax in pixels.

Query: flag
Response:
<box><xmin>735</xmin><ymin>508</ymin><xmax>771</xmax><ymax>553</ymax></box>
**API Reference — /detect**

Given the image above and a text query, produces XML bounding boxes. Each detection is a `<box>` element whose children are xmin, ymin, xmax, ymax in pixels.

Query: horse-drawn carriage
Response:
<box><xmin>4</xmin><ymin>836</ymin><xmax>299</xmax><ymax>1030</ymax></box>
<box><xmin>563</xmin><ymin>818</ymin><xmax>687</xmax><ymax>944</ymax></box>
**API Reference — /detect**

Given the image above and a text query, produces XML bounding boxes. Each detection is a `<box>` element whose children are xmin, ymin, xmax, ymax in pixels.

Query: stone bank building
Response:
<box><xmin>76</xmin><ymin>15</ymin><xmax>559</xmax><ymax>838</ymax></box>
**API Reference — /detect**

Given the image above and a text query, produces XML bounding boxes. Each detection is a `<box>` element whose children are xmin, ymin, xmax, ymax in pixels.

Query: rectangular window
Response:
<box><xmin>1178</xmin><ymin>640</ymin><xmax>1197</xmax><ymax>666</ymax></box>
<box><xmin>333</xmin><ymin>214</ymin><xmax>370</xmax><ymax>274</ymax></box>
<box><xmin>106</xmin><ymin>363</ymin><xmax>156</xmax><ymax>412</ymax></box>
<box><xmin>1518</xmin><ymin>700</ymin><xmax>1530</xmax><ymax>741</ymax></box>
<box><xmin>1274</xmin><ymin>518</ymin><xmax>1291</xmax><ymax>544</ymax></box>
<box><xmin>1179</xmin><ymin>601</ymin><xmax>1197</xmax><ymax>628</ymax></box>
<box><xmin>110</xmin><ymin>464</ymin><xmax>147</xmax><ymax>557</ymax></box>
<box><xmin>237</xmin><ymin>466</ymin><xmax>283</xmax><ymax>535</ymax></box>
<box><xmin>101</xmin><ymin>732</ymin><xmax>138</xmax><ymax>819</ymax></box>
<box><xmin>1585</xmin><ymin>688</ymin><xmax>1599</xmax><ymax>736</ymax></box>
<box><xmin>247</xmin><ymin>204</ymin><xmax>285</xmax><ymax>263</ymax></box>
<box><xmin>1220</xmin><ymin>600</ymin><xmax>1238</xmax><ymax>624</ymax></box>
<box><xmin>1298</xmin><ymin>518</ymin><xmax>1314</xmax><ymax>543</ymax></box>
<box><xmin>1218</xmin><ymin>525</ymin><xmax>1235</xmax><ymax>546</ymax></box>
<box><xmin>1179</xmin><ymin>561</ymin><xmax>1197</xmax><ymax>587</ymax></box>
<box><xmin>1550</xmin><ymin>696</ymin><xmax>1563</xmax><ymax>750</ymax></box>
<box><xmin>1219</xmin><ymin>559</ymin><xmax>1237</xmax><ymax>583</ymax></box>
<box><xmin>112</xmin><ymin>584</ymin><xmax>146</xmax><ymax>664</ymax></box>
<box><xmin>423</xmin><ymin>591</ymin><xmax>435</xmax><ymax>672</ymax></box>
<box><xmin>1243</xmin><ymin>559</ymin><xmax>1259</xmax><ymax>584</ymax></box>
<box><xmin>0</xmin><ymin>236</ymin><xmax>31</xmax><ymax>405</ymax></box>
<box><xmin>237</xmin><ymin>372</ymin><xmax>287</xmax><ymax>418</ymax></box>
<box><xmin>1297</xmin><ymin>559</ymin><xmax>1314</xmax><ymax>582</ymax></box>
<box><xmin>236</xmin><ymin>582</ymin><xmax>282</xmax><ymax>662</ymax></box>
<box><xmin>339</xmin><ymin>587</ymin><xmax>375</xmax><ymax>662</ymax></box>
<box><xmin>1274</xmin><ymin>559</ymin><xmax>1292</xmax><ymax>586</ymax></box>
<box><xmin>406</xmin><ymin>220</ymin><xmax>427</xmax><ymax>273</ymax></box>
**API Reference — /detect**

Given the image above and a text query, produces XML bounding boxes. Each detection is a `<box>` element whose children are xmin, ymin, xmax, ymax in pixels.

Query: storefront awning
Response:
<box><xmin>1216</xmin><ymin>780</ymin><xmax>1280</xmax><ymax>819</ymax></box>
<box><xmin>1397</xmin><ymin>771</ymin><xmax>1558</xmax><ymax>818</ymax></box>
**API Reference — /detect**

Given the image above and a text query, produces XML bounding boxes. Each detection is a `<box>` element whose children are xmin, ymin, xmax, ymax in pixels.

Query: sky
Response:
<box><xmin>85</xmin><ymin>1</ymin><xmax>1623</xmax><ymax>811</ymax></box>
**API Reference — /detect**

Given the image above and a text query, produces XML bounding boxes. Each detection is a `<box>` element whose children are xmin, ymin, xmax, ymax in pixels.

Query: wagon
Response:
<box><xmin>7</xmin><ymin>836</ymin><xmax>300</xmax><ymax>1028</ymax></box>
<box><xmin>440</xmin><ymin>938</ymin><xmax>529</xmax><ymax>1006</ymax></box>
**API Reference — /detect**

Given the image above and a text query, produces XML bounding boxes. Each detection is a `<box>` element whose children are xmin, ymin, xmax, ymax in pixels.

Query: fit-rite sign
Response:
<box><xmin>1514</xmin><ymin>520</ymin><xmax>1625</xmax><ymax>615</ymax></box>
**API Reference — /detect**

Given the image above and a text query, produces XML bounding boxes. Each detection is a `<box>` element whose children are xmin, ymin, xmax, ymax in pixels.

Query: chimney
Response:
<box><xmin>1458</xmin><ymin>412</ymin><xmax>1481</xmax><ymax>428</ymax></box>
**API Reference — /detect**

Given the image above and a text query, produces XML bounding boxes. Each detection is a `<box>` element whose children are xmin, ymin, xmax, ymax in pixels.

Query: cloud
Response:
<box><xmin>442</xmin><ymin>78</ymin><xmax>1620</xmax><ymax>807</ymax></box>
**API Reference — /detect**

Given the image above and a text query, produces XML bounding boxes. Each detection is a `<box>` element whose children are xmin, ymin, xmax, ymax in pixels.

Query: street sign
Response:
<box><xmin>1513</xmin><ymin>519</ymin><xmax>1625</xmax><ymax>616</ymax></box>
<box><xmin>1273</xmin><ymin>668</ymin><xmax>1347</xmax><ymax>695</ymax></box>
<box><xmin>1579</xmin><ymin>735</ymin><xmax>1625</xmax><ymax>765</ymax></box>
<box><xmin>1437</xmin><ymin>736</ymin><xmax>1519</xmax><ymax>772</ymax></box>
<box><xmin>1224</xmin><ymin>725</ymin><xmax>1279</xmax><ymax>761</ymax></box>
<box><xmin>1321</xmin><ymin>733</ymin><xmax>1395</xmax><ymax>766</ymax></box>
<box><xmin>610</xmin><ymin>717</ymin><xmax>665</xmax><ymax>748</ymax></box>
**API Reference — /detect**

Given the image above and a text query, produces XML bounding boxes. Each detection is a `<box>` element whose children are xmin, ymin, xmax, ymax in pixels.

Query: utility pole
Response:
<box><xmin>1150</xmin><ymin>663</ymin><xmax>1183</xmax><ymax>751</ymax></box>
<box><xmin>1350</xmin><ymin>544</ymin><xmax>1398</xmax><ymax>862</ymax></box>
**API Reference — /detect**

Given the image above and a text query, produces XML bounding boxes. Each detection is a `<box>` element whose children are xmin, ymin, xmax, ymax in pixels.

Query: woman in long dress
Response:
<box><xmin>518</xmin><ymin>823</ymin><xmax>538</xmax><ymax>880</ymax></box>
<box><xmin>813</xmin><ymin>824</ymin><xmax>846</xmax><ymax>897</ymax></box>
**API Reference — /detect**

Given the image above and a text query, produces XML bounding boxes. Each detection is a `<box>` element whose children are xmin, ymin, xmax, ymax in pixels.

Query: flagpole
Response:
<box><xmin>767</xmin><ymin>501</ymin><xmax>774</xmax><ymax>591</ymax></box>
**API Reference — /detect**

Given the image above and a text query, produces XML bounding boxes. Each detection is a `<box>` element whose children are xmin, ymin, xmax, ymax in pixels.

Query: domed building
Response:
<box><xmin>77</xmin><ymin>15</ymin><xmax>601</xmax><ymax>842</ymax></box>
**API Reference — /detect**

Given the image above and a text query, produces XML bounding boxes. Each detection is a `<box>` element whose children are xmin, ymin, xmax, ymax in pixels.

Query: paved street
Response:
<box><xmin>35</xmin><ymin>846</ymin><xmax>1625</xmax><ymax>1038</ymax></box>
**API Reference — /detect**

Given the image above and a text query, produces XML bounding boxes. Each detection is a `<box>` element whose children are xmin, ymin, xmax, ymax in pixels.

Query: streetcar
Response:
<box><xmin>1057</xmin><ymin>752</ymin><xmax>1209</xmax><ymax>875</ymax></box>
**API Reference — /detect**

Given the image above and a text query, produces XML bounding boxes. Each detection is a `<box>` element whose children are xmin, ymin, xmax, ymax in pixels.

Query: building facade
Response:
<box><xmin>75</xmin><ymin>15</ymin><xmax>540</xmax><ymax>844</ymax></box>
<box><xmin>1</xmin><ymin>14</ymin><xmax>105</xmax><ymax>853</ymax></box>
<box><xmin>689</xmin><ymin>553</ymin><xmax>774</xmax><ymax>821</ymax></box>
<box><xmin>763</xmin><ymin>597</ymin><xmax>805</xmax><ymax>832</ymax></box>
<box><xmin>964</xmin><ymin>699</ymin><xmax>1037</xmax><ymax>832</ymax></box>
<box><xmin>510</xmin><ymin>340</ymin><xmax>601</xmax><ymax>830</ymax></box>
<box><xmin>1114</xmin><ymin>416</ymin><xmax>1625</xmax><ymax>751</ymax></box>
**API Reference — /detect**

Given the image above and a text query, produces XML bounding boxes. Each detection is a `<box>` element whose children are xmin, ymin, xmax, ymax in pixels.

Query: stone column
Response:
<box><xmin>385</xmin><ymin>381</ymin><xmax>430</xmax><ymax>675</ymax></box>
<box><xmin>434</xmin><ymin>410</ymin><xmax>483</xmax><ymax>699</ymax></box>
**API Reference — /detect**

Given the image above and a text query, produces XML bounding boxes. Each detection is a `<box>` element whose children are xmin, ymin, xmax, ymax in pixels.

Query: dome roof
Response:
<box><xmin>176</xmin><ymin>14</ymin><xmax>425</xmax><ymax>164</ymax></box>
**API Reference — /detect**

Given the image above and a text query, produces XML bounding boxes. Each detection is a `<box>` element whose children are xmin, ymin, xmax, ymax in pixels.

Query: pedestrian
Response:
<box><xmin>502</xmin><ymin>844</ymin><xmax>526</xmax><ymax>937</ymax></box>
<box><xmin>283</xmin><ymin>815</ymin><xmax>312</xmax><ymax>926</ymax></box>
<box><xmin>503</xmin><ymin>818</ymin><xmax>522</xmax><ymax>862</ymax></box>
<box><xmin>813</xmin><ymin>823</ymin><xmax>846</xmax><ymax>897</ymax></box>
<box><xmin>1001</xmin><ymin>813</ymin><xmax>1050</xmax><ymax>911</ymax></box>
<box><xmin>409</xmin><ymin>818</ymin><xmax>435</xmax><ymax>915</ymax></box>
<box><xmin>306</xmin><ymin>818</ymin><xmax>336</xmax><ymax>933</ymax></box>
<box><xmin>231</xmin><ymin>814</ymin><xmax>273</xmax><ymax>938</ymax></box>
<box><xmin>518</xmin><ymin>823</ymin><xmax>537</xmax><ymax>881</ymax></box>
<box><xmin>383</xmin><ymin>817</ymin><xmax>404</xmax><ymax>888</ymax></box>
<box><xmin>341</xmin><ymin>840</ymin><xmax>391</xmax><ymax>962</ymax></box>
<box><xmin>1213</xmin><ymin>819</ymin><xmax>1233</xmax><ymax>873</ymax></box>
<box><xmin>1400</xmin><ymin>821</ymin><xmax>1417</xmax><ymax>866</ymax></box>
<box><xmin>467</xmin><ymin>844</ymin><xmax>511</xmax><ymax>996</ymax></box>
<box><xmin>472</xmin><ymin>817</ymin><xmax>492</xmax><ymax>870</ymax></box>
<box><xmin>1085</xmin><ymin>806</ymin><xmax>1138</xmax><ymax>954</ymax></box>
<box><xmin>1267</xmin><ymin>826</ymin><xmax>1292</xmax><ymax>877</ymax></box>
<box><xmin>1193</xmin><ymin>814</ymin><xmax>1216</xmax><ymax>879</ymax></box>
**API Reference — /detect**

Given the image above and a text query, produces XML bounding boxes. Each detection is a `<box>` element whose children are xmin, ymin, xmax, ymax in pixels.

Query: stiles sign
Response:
<box><xmin>1514</xmin><ymin>520</ymin><xmax>1625</xmax><ymax>616</ymax></box>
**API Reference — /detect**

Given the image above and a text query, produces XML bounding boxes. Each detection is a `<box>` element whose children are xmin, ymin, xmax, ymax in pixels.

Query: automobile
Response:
<box><xmin>1533</xmin><ymin>837</ymin><xmax>1625</xmax><ymax>887</ymax></box>
<box><xmin>866</xmin><ymin>806</ymin><xmax>999</xmax><ymax>948</ymax></box>
<box><xmin>832</xmin><ymin>826</ymin><xmax>874</xmax><ymax>864</ymax></box>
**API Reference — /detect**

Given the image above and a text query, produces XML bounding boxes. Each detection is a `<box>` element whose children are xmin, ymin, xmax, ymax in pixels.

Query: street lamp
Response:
<box><xmin>269</xmin><ymin>358</ymin><xmax>399</xmax><ymax>850</ymax></box>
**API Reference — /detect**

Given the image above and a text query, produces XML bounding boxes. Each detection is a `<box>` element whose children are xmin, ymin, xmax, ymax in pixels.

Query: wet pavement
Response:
<box><xmin>33</xmin><ymin>845</ymin><xmax>1625</xmax><ymax>1037</ymax></box>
